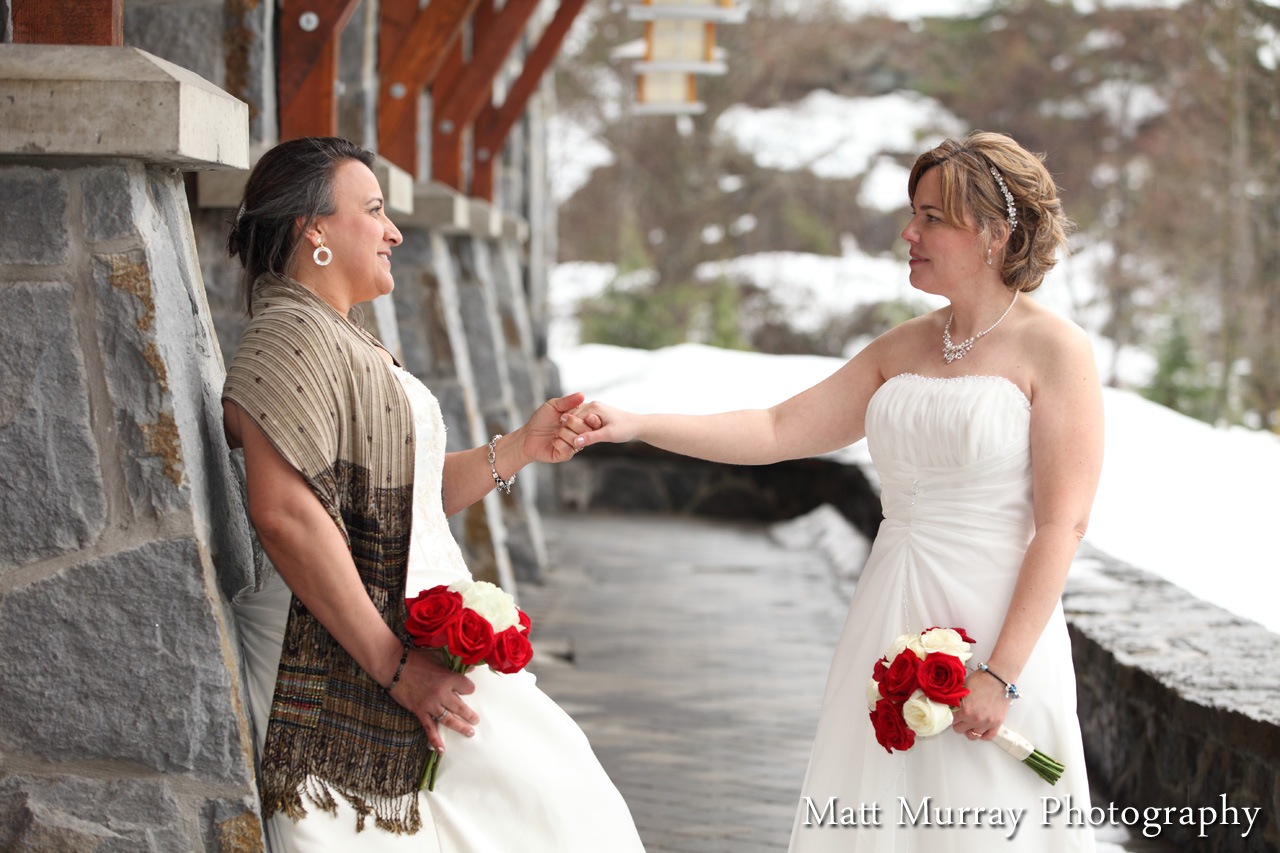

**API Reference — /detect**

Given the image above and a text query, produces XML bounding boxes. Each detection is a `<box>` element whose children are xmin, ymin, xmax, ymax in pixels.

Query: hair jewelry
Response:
<box><xmin>989</xmin><ymin>167</ymin><xmax>1018</xmax><ymax>232</ymax></box>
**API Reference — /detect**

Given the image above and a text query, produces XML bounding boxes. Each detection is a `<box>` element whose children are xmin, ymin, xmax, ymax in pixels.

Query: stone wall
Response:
<box><xmin>559</xmin><ymin>442</ymin><xmax>884</xmax><ymax>540</ymax></box>
<box><xmin>1064</xmin><ymin>544</ymin><xmax>1279</xmax><ymax>852</ymax></box>
<box><xmin>0</xmin><ymin>48</ymin><xmax>261</xmax><ymax>848</ymax></box>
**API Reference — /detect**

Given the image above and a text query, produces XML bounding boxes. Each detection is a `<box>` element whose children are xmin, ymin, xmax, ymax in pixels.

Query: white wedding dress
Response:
<box><xmin>234</xmin><ymin>365</ymin><xmax>645</xmax><ymax>853</ymax></box>
<box><xmin>789</xmin><ymin>374</ymin><xmax>1095</xmax><ymax>852</ymax></box>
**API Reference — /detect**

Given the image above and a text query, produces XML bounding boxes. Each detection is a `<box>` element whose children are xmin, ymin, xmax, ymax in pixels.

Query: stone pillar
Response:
<box><xmin>338</xmin><ymin>0</ymin><xmax>378</xmax><ymax>149</ymax></box>
<box><xmin>0</xmin><ymin>45</ymin><xmax>264</xmax><ymax>851</ymax></box>
<box><xmin>393</xmin><ymin>186</ymin><xmax>517</xmax><ymax>593</ymax></box>
<box><xmin>449</xmin><ymin>229</ymin><xmax>549</xmax><ymax>582</ymax></box>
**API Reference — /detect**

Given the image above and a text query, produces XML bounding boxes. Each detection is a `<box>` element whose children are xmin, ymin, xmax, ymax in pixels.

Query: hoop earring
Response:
<box><xmin>313</xmin><ymin>243</ymin><xmax>333</xmax><ymax>266</ymax></box>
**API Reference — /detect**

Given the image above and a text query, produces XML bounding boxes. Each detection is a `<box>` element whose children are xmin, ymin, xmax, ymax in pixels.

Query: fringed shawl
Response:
<box><xmin>223</xmin><ymin>275</ymin><xmax>428</xmax><ymax>833</ymax></box>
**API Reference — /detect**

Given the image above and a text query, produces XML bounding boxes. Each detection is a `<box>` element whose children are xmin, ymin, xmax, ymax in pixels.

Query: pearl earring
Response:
<box><xmin>986</xmin><ymin>247</ymin><xmax>993</xmax><ymax>266</ymax></box>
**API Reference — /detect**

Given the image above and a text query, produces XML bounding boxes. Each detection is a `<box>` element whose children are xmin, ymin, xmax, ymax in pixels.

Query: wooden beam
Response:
<box><xmin>430</xmin><ymin>37</ymin><xmax>470</xmax><ymax>189</ymax></box>
<box><xmin>434</xmin><ymin>0</ymin><xmax>541</xmax><ymax>147</ymax></box>
<box><xmin>281</xmin><ymin>35</ymin><xmax>341</xmax><ymax>139</ymax></box>
<box><xmin>377</xmin><ymin>0</ymin><xmax>481</xmax><ymax>176</ymax></box>
<box><xmin>472</xmin><ymin>0</ymin><xmax>591</xmax><ymax>199</ymax></box>
<box><xmin>12</xmin><ymin>0</ymin><xmax>122</xmax><ymax>45</ymax></box>
<box><xmin>278</xmin><ymin>0</ymin><xmax>361</xmax><ymax>110</ymax></box>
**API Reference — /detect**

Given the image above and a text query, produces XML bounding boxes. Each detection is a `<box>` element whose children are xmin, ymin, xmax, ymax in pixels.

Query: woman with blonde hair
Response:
<box><xmin>570</xmin><ymin>131</ymin><xmax>1100</xmax><ymax>851</ymax></box>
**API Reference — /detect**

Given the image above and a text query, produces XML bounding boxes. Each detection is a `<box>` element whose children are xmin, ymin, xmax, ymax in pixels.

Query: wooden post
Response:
<box><xmin>378</xmin><ymin>0</ymin><xmax>482</xmax><ymax>176</ymax></box>
<box><xmin>472</xmin><ymin>0</ymin><xmax>591</xmax><ymax>200</ymax></box>
<box><xmin>431</xmin><ymin>0</ymin><xmax>541</xmax><ymax>192</ymax></box>
<box><xmin>278</xmin><ymin>0</ymin><xmax>361</xmax><ymax>140</ymax></box>
<box><xmin>12</xmin><ymin>0</ymin><xmax>122</xmax><ymax>46</ymax></box>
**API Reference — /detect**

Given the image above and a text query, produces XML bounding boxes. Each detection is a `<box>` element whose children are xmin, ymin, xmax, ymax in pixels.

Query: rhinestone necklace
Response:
<box><xmin>942</xmin><ymin>289</ymin><xmax>1019</xmax><ymax>364</ymax></box>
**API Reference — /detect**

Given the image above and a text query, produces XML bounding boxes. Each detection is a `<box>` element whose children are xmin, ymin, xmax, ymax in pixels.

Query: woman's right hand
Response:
<box><xmin>562</xmin><ymin>401</ymin><xmax>638</xmax><ymax>450</ymax></box>
<box><xmin>390</xmin><ymin>648</ymin><xmax>479</xmax><ymax>753</ymax></box>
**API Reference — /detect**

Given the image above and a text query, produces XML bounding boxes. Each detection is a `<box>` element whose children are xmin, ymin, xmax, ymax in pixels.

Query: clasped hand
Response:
<box><xmin>950</xmin><ymin>669</ymin><xmax>1010</xmax><ymax>741</ymax></box>
<box><xmin>389</xmin><ymin>648</ymin><xmax>480</xmax><ymax>753</ymax></box>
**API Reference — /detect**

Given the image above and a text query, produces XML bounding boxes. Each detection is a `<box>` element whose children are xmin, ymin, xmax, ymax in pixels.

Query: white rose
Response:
<box><xmin>902</xmin><ymin>689</ymin><xmax>953</xmax><ymax>737</ymax></box>
<box><xmin>887</xmin><ymin>632</ymin><xmax>926</xmax><ymax>661</ymax></box>
<box><xmin>450</xmin><ymin>580</ymin><xmax>520</xmax><ymax>632</ymax></box>
<box><xmin>919</xmin><ymin>628</ymin><xmax>973</xmax><ymax>663</ymax></box>
<box><xmin>866</xmin><ymin>678</ymin><xmax>883</xmax><ymax>711</ymax></box>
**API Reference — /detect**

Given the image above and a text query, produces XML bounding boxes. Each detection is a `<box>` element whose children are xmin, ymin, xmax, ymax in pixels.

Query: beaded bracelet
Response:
<box><xmin>488</xmin><ymin>434</ymin><xmax>517</xmax><ymax>494</ymax></box>
<box><xmin>388</xmin><ymin>643</ymin><xmax>410</xmax><ymax>691</ymax></box>
<box><xmin>978</xmin><ymin>662</ymin><xmax>1021</xmax><ymax>701</ymax></box>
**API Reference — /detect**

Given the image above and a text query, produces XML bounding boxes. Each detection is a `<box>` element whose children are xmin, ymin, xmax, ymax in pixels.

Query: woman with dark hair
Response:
<box><xmin>223</xmin><ymin>137</ymin><xmax>644</xmax><ymax>852</ymax></box>
<box><xmin>569</xmin><ymin>131</ymin><xmax>1101</xmax><ymax>851</ymax></box>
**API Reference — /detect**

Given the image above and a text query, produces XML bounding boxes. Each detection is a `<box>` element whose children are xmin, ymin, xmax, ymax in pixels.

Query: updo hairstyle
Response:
<box><xmin>907</xmin><ymin>131</ymin><xmax>1073</xmax><ymax>293</ymax></box>
<box><xmin>227</xmin><ymin>136</ymin><xmax>376</xmax><ymax>314</ymax></box>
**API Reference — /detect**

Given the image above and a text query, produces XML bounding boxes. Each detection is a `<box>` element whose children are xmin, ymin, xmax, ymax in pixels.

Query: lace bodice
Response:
<box><xmin>390</xmin><ymin>365</ymin><xmax>471</xmax><ymax>591</ymax></box>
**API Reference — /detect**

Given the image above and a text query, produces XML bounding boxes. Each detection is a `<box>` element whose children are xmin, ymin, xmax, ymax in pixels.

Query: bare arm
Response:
<box><xmin>952</xmin><ymin>324</ymin><xmax>1104</xmax><ymax>738</ymax></box>
<box><xmin>226</xmin><ymin>400</ymin><xmax>478</xmax><ymax>753</ymax></box>
<box><xmin>569</xmin><ymin>338</ymin><xmax>893</xmax><ymax>464</ymax></box>
<box><xmin>440</xmin><ymin>393</ymin><xmax>588</xmax><ymax>517</ymax></box>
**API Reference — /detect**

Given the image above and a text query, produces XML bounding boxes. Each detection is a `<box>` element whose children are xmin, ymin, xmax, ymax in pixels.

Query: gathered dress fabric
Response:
<box><xmin>788</xmin><ymin>373</ymin><xmax>1095</xmax><ymax>852</ymax></box>
<box><xmin>234</xmin><ymin>363</ymin><xmax>644</xmax><ymax>853</ymax></box>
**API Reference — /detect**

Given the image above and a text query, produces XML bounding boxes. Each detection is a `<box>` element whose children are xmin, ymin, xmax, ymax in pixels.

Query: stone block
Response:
<box><xmin>124</xmin><ymin>3</ymin><xmax>224</xmax><ymax>90</ymax></box>
<box><xmin>92</xmin><ymin>249</ymin><xmax>188</xmax><ymax>516</ymax></box>
<box><xmin>0</xmin><ymin>774</ymin><xmax>191</xmax><ymax>852</ymax></box>
<box><xmin>468</xmin><ymin>199</ymin><xmax>504</xmax><ymax>238</ymax></box>
<box><xmin>0</xmin><ymin>280</ymin><xmax>107</xmax><ymax>569</ymax></box>
<box><xmin>0</xmin><ymin>167</ymin><xmax>69</xmax><ymax>266</ymax></box>
<box><xmin>0</xmin><ymin>45</ymin><xmax>248</xmax><ymax>170</ymax></box>
<box><xmin>222</xmin><ymin>0</ymin><xmax>277</xmax><ymax>142</ymax></box>
<box><xmin>373</xmin><ymin>156</ymin><xmax>415</xmax><ymax>216</ymax></box>
<box><xmin>82</xmin><ymin>165</ymin><xmax>141</xmax><ymax>243</ymax></box>
<box><xmin>0</xmin><ymin>538</ymin><xmax>251</xmax><ymax>785</ymax></box>
<box><xmin>401</xmin><ymin>182</ymin><xmax>470</xmax><ymax>231</ymax></box>
<box><xmin>201</xmin><ymin>798</ymin><xmax>265</xmax><ymax>853</ymax></box>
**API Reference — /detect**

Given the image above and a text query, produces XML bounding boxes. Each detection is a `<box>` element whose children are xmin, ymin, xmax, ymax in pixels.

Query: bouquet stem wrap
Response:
<box><xmin>993</xmin><ymin>725</ymin><xmax>1064</xmax><ymax>784</ymax></box>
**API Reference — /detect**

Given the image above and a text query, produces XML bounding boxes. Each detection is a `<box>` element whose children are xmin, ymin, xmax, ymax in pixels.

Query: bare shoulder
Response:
<box><xmin>1019</xmin><ymin>300</ymin><xmax>1098</xmax><ymax>399</ymax></box>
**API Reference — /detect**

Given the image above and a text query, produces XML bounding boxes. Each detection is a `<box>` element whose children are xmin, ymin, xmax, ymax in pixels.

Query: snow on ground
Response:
<box><xmin>552</xmin><ymin>340</ymin><xmax>1280</xmax><ymax>635</ymax></box>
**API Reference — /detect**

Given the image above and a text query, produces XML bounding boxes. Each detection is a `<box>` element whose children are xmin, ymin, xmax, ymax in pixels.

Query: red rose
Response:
<box><xmin>872</xmin><ymin>656</ymin><xmax>889</xmax><ymax>683</ymax></box>
<box><xmin>446</xmin><ymin>608</ymin><xmax>496</xmax><ymax>666</ymax></box>
<box><xmin>878</xmin><ymin>650</ymin><xmax>920</xmax><ymax>702</ymax></box>
<box><xmin>917</xmin><ymin>652</ymin><xmax>971</xmax><ymax>706</ymax></box>
<box><xmin>955</xmin><ymin>627</ymin><xmax>976</xmax><ymax>644</ymax></box>
<box><xmin>489</xmin><ymin>626</ymin><xmax>533</xmax><ymax>674</ymax></box>
<box><xmin>518</xmin><ymin>609</ymin><xmax>531</xmax><ymax>633</ymax></box>
<box><xmin>869</xmin><ymin>698</ymin><xmax>915</xmax><ymax>754</ymax></box>
<box><xmin>406</xmin><ymin>586</ymin><xmax>464</xmax><ymax>648</ymax></box>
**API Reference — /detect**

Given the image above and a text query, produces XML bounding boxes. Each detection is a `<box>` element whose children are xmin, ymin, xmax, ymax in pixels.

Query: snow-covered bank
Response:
<box><xmin>553</xmin><ymin>341</ymin><xmax>1280</xmax><ymax>634</ymax></box>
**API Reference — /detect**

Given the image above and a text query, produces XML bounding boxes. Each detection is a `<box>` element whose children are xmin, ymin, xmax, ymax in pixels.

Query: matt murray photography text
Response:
<box><xmin>801</xmin><ymin>794</ymin><xmax>1262</xmax><ymax>840</ymax></box>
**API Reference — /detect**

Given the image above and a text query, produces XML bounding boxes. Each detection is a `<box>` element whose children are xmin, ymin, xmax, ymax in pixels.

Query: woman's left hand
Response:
<box><xmin>515</xmin><ymin>392</ymin><xmax>593</xmax><ymax>465</ymax></box>
<box><xmin>950</xmin><ymin>669</ymin><xmax>1011</xmax><ymax>742</ymax></box>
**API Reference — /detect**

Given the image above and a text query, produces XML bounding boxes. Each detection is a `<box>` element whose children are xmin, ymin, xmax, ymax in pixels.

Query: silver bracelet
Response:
<box><xmin>487</xmin><ymin>434</ymin><xmax>517</xmax><ymax>494</ymax></box>
<box><xmin>978</xmin><ymin>662</ymin><xmax>1020</xmax><ymax>701</ymax></box>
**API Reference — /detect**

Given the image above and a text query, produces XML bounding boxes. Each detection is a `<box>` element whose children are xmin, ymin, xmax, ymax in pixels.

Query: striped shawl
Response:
<box><xmin>223</xmin><ymin>275</ymin><xmax>428</xmax><ymax>833</ymax></box>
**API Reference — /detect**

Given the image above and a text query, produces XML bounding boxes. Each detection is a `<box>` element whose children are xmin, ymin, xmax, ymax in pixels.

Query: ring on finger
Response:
<box><xmin>431</xmin><ymin>709</ymin><xmax>448</xmax><ymax>723</ymax></box>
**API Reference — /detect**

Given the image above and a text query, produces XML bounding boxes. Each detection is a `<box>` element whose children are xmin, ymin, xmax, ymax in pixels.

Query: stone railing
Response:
<box><xmin>1064</xmin><ymin>543</ymin><xmax>1279</xmax><ymax>853</ymax></box>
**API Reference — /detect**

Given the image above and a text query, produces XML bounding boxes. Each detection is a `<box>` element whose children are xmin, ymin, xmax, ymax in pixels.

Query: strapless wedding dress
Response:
<box><xmin>789</xmin><ymin>373</ymin><xmax>1095</xmax><ymax>852</ymax></box>
<box><xmin>234</xmin><ymin>365</ymin><xmax>645</xmax><ymax>853</ymax></box>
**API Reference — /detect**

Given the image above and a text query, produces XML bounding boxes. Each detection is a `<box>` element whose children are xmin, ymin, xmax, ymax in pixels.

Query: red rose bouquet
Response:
<box><xmin>866</xmin><ymin>627</ymin><xmax>1064</xmax><ymax>784</ymax></box>
<box><xmin>405</xmin><ymin>579</ymin><xmax>533</xmax><ymax>790</ymax></box>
